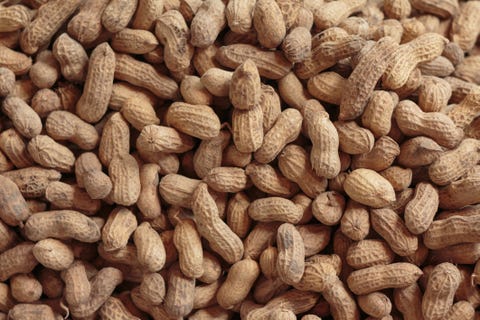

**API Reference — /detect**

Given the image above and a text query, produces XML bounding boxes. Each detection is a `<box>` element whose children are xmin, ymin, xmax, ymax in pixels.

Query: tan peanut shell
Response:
<box><xmin>216</xmin><ymin>44</ymin><xmax>292</xmax><ymax>80</ymax></box>
<box><xmin>139</xmin><ymin>272</ymin><xmax>165</xmax><ymax>305</ymax></box>
<box><xmin>246</xmin><ymin>162</ymin><xmax>299</xmax><ymax>197</ymax></box>
<box><xmin>166</xmin><ymin>102</ymin><xmax>221</xmax><ymax>140</ymax></box>
<box><xmin>76</xmin><ymin>42</ymin><xmax>115</xmax><ymax>123</ymax></box>
<box><xmin>109</xmin><ymin>154</ymin><xmax>141</xmax><ymax>206</ymax></box>
<box><xmin>20</xmin><ymin>0</ymin><xmax>82</xmax><ymax>55</ymax></box>
<box><xmin>394</xmin><ymin>283</ymin><xmax>424</xmax><ymax>320</ymax></box>
<box><xmin>422</xmin><ymin>263</ymin><xmax>461</xmax><ymax>320</ymax></box>
<box><xmin>276</xmin><ymin>223</ymin><xmax>306</xmax><ymax>285</ymax></box>
<box><xmin>69</xmin><ymin>267</ymin><xmax>123</xmax><ymax>318</ymax></box>
<box><xmin>114</xmin><ymin>53</ymin><xmax>179</xmax><ymax>100</ymax></box>
<box><xmin>24</xmin><ymin>210</ymin><xmax>101</xmax><ymax>243</ymax></box>
<box><xmin>155</xmin><ymin>10</ymin><xmax>194</xmax><ymax>73</ymax></box>
<box><xmin>358</xmin><ymin>292</ymin><xmax>392</xmax><ymax>318</ymax></box>
<box><xmin>340</xmin><ymin>36</ymin><xmax>397</xmax><ymax>120</ymax></box>
<box><xmin>404</xmin><ymin>182</ymin><xmax>438</xmax><ymax>235</ymax></box>
<box><xmin>10</xmin><ymin>276</ymin><xmax>40</xmax><ymax>303</ymax></box>
<box><xmin>0</xmin><ymin>242</ymin><xmax>38</xmax><ymax>281</ymax></box>
<box><xmin>46</xmin><ymin>111</ymin><xmax>99</xmax><ymax>150</ymax></box>
<box><xmin>164</xmin><ymin>263</ymin><xmax>195</xmax><ymax>318</ymax></box>
<box><xmin>347</xmin><ymin>263</ymin><xmax>423</xmax><ymax>295</ymax></box>
<box><xmin>249</xmin><ymin>197</ymin><xmax>303</xmax><ymax>224</ymax></box>
<box><xmin>428</xmin><ymin>138</ymin><xmax>480</xmax><ymax>186</ymax></box>
<box><xmin>371</xmin><ymin>208</ymin><xmax>418</xmax><ymax>256</ymax></box>
<box><xmin>217</xmin><ymin>258</ymin><xmax>260</xmax><ymax>309</ymax></box>
<box><xmin>278</xmin><ymin>144</ymin><xmax>327</xmax><ymax>198</ymax></box>
<box><xmin>232</xmin><ymin>104</ymin><xmax>264</xmax><ymax>153</ymax></box>
<box><xmin>229</xmin><ymin>59</ymin><xmax>261</xmax><ymax>111</ymax></box>
<box><xmin>102</xmin><ymin>207</ymin><xmax>137</xmax><ymax>251</ymax></box>
<box><xmin>2</xmin><ymin>167</ymin><xmax>61</xmax><ymax>198</ymax></box>
<box><xmin>33</xmin><ymin>239</ymin><xmax>73</xmax><ymax>271</ymax></box>
<box><xmin>9</xmin><ymin>304</ymin><xmax>55</xmax><ymax>320</ymax></box>
<box><xmin>192</xmin><ymin>183</ymin><xmax>244</xmax><ymax>264</ymax></box>
<box><xmin>304</xmin><ymin>107</ymin><xmax>340</xmax><ymax>179</ymax></box>
<box><xmin>190</xmin><ymin>0</ymin><xmax>226</xmax><ymax>48</ymax></box>
<box><xmin>173</xmin><ymin>219</ymin><xmax>204</xmax><ymax>278</ymax></box>
<box><xmin>343</xmin><ymin>169</ymin><xmax>396</xmax><ymax>208</ymax></box>
<box><xmin>28</xmin><ymin>135</ymin><xmax>75</xmax><ymax>172</ymax></box>
<box><xmin>0</xmin><ymin>175</ymin><xmax>30</xmax><ymax>226</ymax></box>
<box><xmin>67</xmin><ymin>0</ymin><xmax>109</xmax><ymax>45</ymax></box>
<box><xmin>133</xmin><ymin>222</ymin><xmax>166</xmax><ymax>272</ymax></box>
<box><xmin>2</xmin><ymin>95</ymin><xmax>42</xmax><ymax>139</ymax></box>
<box><xmin>346</xmin><ymin>239</ymin><xmax>395</xmax><ymax>269</ymax></box>
<box><xmin>253</xmin><ymin>0</ymin><xmax>286</xmax><ymax>49</ymax></box>
<box><xmin>424</xmin><ymin>214</ymin><xmax>480</xmax><ymax>249</ymax></box>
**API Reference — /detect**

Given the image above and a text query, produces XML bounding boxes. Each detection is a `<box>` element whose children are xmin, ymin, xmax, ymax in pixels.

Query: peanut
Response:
<box><xmin>340</xmin><ymin>36</ymin><xmax>397</xmax><ymax>120</ymax></box>
<box><xmin>424</xmin><ymin>214</ymin><xmax>480</xmax><ymax>249</ymax></box>
<box><xmin>303</xmin><ymin>107</ymin><xmax>340</xmax><ymax>179</ymax></box>
<box><xmin>24</xmin><ymin>210</ymin><xmax>101</xmax><ymax>243</ymax></box>
<box><xmin>20</xmin><ymin>0</ymin><xmax>82</xmax><ymax>55</ymax></box>
<box><xmin>346</xmin><ymin>239</ymin><xmax>395</xmax><ymax>269</ymax></box>
<box><xmin>422</xmin><ymin>262</ymin><xmax>461</xmax><ymax>320</ymax></box>
<box><xmin>383</xmin><ymin>33</ymin><xmax>448</xmax><ymax>90</ymax></box>
<box><xmin>28</xmin><ymin>135</ymin><xmax>75</xmax><ymax>172</ymax></box>
<box><xmin>108</xmin><ymin>154</ymin><xmax>141</xmax><ymax>206</ymax></box>
<box><xmin>166</xmin><ymin>102</ymin><xmax>221</xmax><ymax>140</ymax></box>
<box><xmin>347</xmin><ymin>262</ymin><xmax>423</xmax><ymax>295</ymax></box>
<box><xmin>2</xmin><ymin>95</ymin><xmax>41</xmax><ymax>139</ymax></box>
<box><xmin>191</xmin><ymin>183</ymin><xmax>244</xmax><ymax>264</ymax></box>
<box><xmin>394</xmin><ymin>99</ymin><xmax>464</xmax><ymax>149</ymax></box>
<box><xmin>253</xmin><ymin>0</ymin><xmax>286</xmax><ymax>49</ymax></box>
<box><xmin>404</xmin><ymin>182</ymin><xmax>439</xmax><ymax>234</ymax></box>
<box><xmin>173</xmin><ymin>219</ymin><xmax>204</xmax><ymax>278</ymax></box>
<box><xmin>155</xmin><ymin>10</ymin><xmax>194</xmax><ymax>73</ymax></box>
<box><xmin>343</xmin><ymin>169</ymin><xmax>396</xmax><ymax>208</ymax></box>
<box><xmin>29</xmin><ymin>50</ymin><xmax>59</xmax><ymax>89</ymax></box>
<box><xmin>45</xmin><ymin>181</ymin><xmax>101</xmax><ymax>214</ymax></box>
<box><xmin>0</xmin><ymin>242</ymin><xmax>38</xmax><ymax>281</ymax></box>
<box><xmin>371</xmin><ymin>208</ymin><xmax>418</xmax><ymax>256</ymax></box>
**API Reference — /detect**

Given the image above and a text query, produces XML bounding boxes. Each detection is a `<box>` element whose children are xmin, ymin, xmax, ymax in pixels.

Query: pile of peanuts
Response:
<box><xmin>0</xmin><ymin>0</ymin><xmax>480</xmax><ymax>319</ymax></box>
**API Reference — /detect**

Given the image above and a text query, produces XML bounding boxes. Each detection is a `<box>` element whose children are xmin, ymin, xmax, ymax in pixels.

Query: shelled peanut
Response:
<box><xmin>0</xmin><ymin>0</ymin><xmax>478</xmax><ymax>319</ymax></box>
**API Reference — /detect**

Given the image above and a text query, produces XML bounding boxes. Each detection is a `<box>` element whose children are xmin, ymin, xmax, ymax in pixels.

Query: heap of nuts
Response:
<box><xmin>0</xmin><ymin>0</ymin><xmax>480</xmax><ymax>319</ymax></box>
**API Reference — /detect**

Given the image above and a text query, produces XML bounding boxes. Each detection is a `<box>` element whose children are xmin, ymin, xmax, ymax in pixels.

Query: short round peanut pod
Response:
<box><xmin>32</xmin><ymin>239</ymin><xmax>74</xmax><ymax>271</ymax></box>
<box><xmin>29</xmin><ymin>50</ymin><xmax>60</xmax><ymax>89</ymax></box>
<box><xmin>344</xmin><ymin>169</ymin><xmax>396</xmax><ymax>208</ymax></box>
<box><xmin>0</xmin><ymin>67</ymin><xmax>15</xmax><ymax>96</ymax></box>
<box><xmin>10</xmin><ymin>273</ymin><xmax>43</xmax><ymax>303</ymax></box>
<box><xmin>312</xmin><ymin>191</ymin><xmax>346</xmax><ymax>226</ymax></box>
<box><xmin>358</xmin><ymin>292</ymin><xmax>392</xmax><ymax>318</ymax></box>
<box><xmin>139</xmin><ymin>273</ymin><xmax>166</xmax><ymax>305</ymax></box>
<box><xmin>217</xmin><ymin>258</ymin><xmax>260</xmax><ymax>309</ymax></box>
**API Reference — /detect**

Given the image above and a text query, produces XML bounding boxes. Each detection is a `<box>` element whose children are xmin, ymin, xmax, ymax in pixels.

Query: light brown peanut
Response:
<box><xmin>304</xmin><ymin>107</ymin><xmax>340</xmax><ymax>179</ymax></box>
<box><xmin>383</xmin><ymin>33</ymin><xmax>448</xmax><ymax>90</ymax></box>
<box><xmin>343</xmin><ymin>169</ymin><xmax>396</xmax><ymax>208</ymax></box>
<box><xmin>155</xmin><ymin>10</ymin><xmax>194</xmax><ymax>73</ymax></box>
<box><xmin>109</xmin><ymin>154</ymin><xmax>141</xmax><ymax>206</ymax></box>
<box><xmin>422</xmin><ymin>263</ymin><xmax>461</xmax><ymax>320</ymax></box>
<box><xmin>404</xmin><ymin>182</ymin><xmax>439</xmax><ymax>235</ymax></box>
<box><xmin>28</xmin><ymin>135</ymin><xmax>75</xmax><ymax>172</ymax></box>
<box><xmin>166</xmin><ymin>102</ymin><xmax>221</xmax><ymax>140</ymax></box>
<box><xmin>347</xmin><ymin>262</ymin><xmax>423</xmax><ymax>295</ymax></box>
<box><xmin>45</xmin><ymin>181</ymin><xmax>101</xmax><ymax>214</ymax></box>
<box><xmin>192</xmin><ymin>183</ymin><xmax>244</xmax><ymax>264</ymax></box>
<box><xmin>217</xmin><ymin>258</ymin><xmax>260</xmax><ymax>309</ymax></box>
<box><xmin>20</xmin><ymin>0</ymin><xmax>82</xmax><ymax>54</ymax></box>
<box><xmin>424</xmin><ymin>214</ymin><xmax>480</xmax><ymax>249</ymax></box>
<box><xmin>2</xmin><ymin>95</ymin><xmax>41</xmax><ymax>139</ymax></box>
<box><xmin>276</xmin><ymin>223</ymin><xmax>305</xmax><ymax>285</ymax></box>
<box><xmin>133</xmin><ymin>222</ymin><xmax>166</xmax><ymax>273</ymax></box>
<box><xmin>76</xmin><ymin>42</ymin><xmax>115</xmax><ymax>123</ymax></box>
<box><xmin>371</xmin><ymin>208</ymin><xmax>418</xmax><ymax>256</ymax></box>
<box><xmin>249</xmin><ymin>197</ymin><xmax>303</xmax><ymax>224</ymax></box>
<box><xmin>173</xmin><ymin>219</ymin><xmax>204</xmax><ymax>278</ymax></box>
<box><xmin>340</xmin><ymin>36</ymin><xmax>397</xmax><ymax>120</ymax></box>
<box><xmin>24</xmin><ymin>210</ymin><xmax>101</xmax><ymax>243</ymax></box>
<box><xmin>394</xmin><ymin>100</ymin><xmax>464</xmax><ymax>149</ymax></box>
